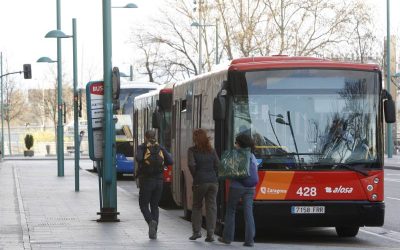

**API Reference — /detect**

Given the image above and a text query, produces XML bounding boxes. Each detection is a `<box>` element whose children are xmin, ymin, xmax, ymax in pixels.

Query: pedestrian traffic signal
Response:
<box><xmin>23</xmin><ymin>64</ymin><xmax>32</xmax><ymax>79</ymax></box>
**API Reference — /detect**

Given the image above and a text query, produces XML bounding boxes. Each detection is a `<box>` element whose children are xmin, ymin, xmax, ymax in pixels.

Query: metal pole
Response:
<box><xmin>100</xmin><ymin>0</ymin><xmax>118</xmax><ymax>221</ymax></box>
<box><xmin>387</xmin><ymin>0</ymin><xmax>393</xmax><ymax>158</ymax></box>
<box><xmin>215</xmin><ymin>19</ymin><xmax>219</xmax><ymax>65</ymax></box>
<box><xmin>130</xmin><ymin>65</ymin><xmax>133</xmax><ymax>81</ymax></box>
<box><xmin>0</xmin><ymin>52</ymin><xmax>3</xmax><ymax>159</ymax></box>
<box><xmin>56</xmin><ymin>0</ymin><xmax>64</xmax><ymax>176</ymax></box>
<box><xmin>73</xmin><ymin>18</ymin><xmax>79</xmax><ymax>191</ymax></box>
<box><xmin>198</xmin><ymin>1</ymin><xmax>202</xmax><ymax>74</ymax></box>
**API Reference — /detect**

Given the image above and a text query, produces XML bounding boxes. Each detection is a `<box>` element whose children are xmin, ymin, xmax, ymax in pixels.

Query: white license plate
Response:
<box><xmin>291</xmin><ymin>206</ymin><xmax>325</xmax><ymax>214</ymax></box>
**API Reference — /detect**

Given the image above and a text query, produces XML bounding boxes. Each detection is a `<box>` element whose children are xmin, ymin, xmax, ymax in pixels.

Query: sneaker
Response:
<box><xmin>243</xmin><ymin>242</ymin><xmax>254</xmax><ymax>247</ymax></box>
<box><xmin>217</xmin><ymin>237</ymin><xmax>231</xmax><ymax>244</ymax></box>
<box><xmin>148</xmin><ymin>220</ymin><xmax>158</xmax><ymax>239</ymax></box>
<box><xmin>205</xmin><ymin>236</ymin><xmax>215</xmax><ymax>242</ymax></box>
<box><xmin>189</xmin><ymin>234</ymin><xmax>201</xmax><ymax>240</ymax></box>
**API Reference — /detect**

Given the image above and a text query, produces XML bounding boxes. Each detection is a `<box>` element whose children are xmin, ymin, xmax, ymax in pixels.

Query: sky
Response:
<box><xmin>0</xmin><ymin>0</ymin><xmax>165</xmax><ymax>89</ymax></box>
<box><xmin>0</xmin><ymin>0</ymin><xmax>399</xmax><ymax>90</ymax></box>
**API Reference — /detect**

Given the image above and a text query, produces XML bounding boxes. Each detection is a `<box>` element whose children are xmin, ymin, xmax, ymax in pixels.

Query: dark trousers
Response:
<box><xmin>139</xmin><ymin>178</ymin><xmax>163</xmax><ymax>224</ymax></box>
<box><xmin>191</xmin><ymin>182</ymin><xmax>218</xmax><ymax>236</ymax></box>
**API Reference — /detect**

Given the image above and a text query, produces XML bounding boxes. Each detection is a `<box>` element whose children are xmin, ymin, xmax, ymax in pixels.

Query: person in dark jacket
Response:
<box><xmin>135</xmin><ymin>130</ymin><xmax>173</xmax><ymax>240</ymax></box>
<box><xmin>188</xmin><ymin>128</ymin><xmax>219</xmax><ymax>242</ymax></box>
<box><xmin>218</xmin><ymin>133</ymin><xmax>259</xmax><ymax>247</ymax></box>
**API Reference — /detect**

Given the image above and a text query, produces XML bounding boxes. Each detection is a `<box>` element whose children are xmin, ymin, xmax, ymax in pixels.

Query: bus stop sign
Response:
<box><xmin>86</xmin><ymin>81</ymin><xmax>104</xmax><ymax>161</ymax></box>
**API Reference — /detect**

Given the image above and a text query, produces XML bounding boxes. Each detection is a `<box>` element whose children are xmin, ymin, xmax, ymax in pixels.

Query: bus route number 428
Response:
<box><xmin>296</xmin><ymin>187</ymin><xmax>317</xmax><ymax>197</ymax></box>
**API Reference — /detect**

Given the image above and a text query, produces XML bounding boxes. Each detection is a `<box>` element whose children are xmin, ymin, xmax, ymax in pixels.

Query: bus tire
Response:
<box><xmin>335</xmin><ymin>226</ymin><xmax>359</xmax><ymax>237</ymax></box>
<box><xmin>182</xmin><ymin>176</ymin><xmax>191</xmax><ymax>220</ymax></box>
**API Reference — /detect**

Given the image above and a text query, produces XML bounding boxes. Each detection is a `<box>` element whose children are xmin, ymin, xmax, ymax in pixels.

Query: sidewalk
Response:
<box><xmin>0</xmin><ymin>159</ymin><xmax>260</xmax><ymax>250</ymax></box>
<box><xmin>1</xmin><ymin>156</ymin><xmax>399</xmax><ymax>250</ymax></box>
<box><xmin>384</xmin><ymin>154</ymin><xmax>400</xmax><ymax>170</ymax></box>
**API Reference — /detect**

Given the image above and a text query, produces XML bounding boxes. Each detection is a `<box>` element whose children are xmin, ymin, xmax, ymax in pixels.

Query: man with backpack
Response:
<box><xmin>135</xmin><ymin>130</ymin><xmax>173</xmax><ymax>240</ymax></box>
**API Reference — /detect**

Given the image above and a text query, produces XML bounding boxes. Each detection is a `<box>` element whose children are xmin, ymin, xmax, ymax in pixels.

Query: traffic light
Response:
<box><xmin>23</xmin><ymin>64</ymin><xmax>32</xmax><ymax>79</ymax></box>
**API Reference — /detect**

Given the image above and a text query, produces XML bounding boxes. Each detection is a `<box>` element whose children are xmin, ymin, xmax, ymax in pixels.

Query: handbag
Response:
<box><xmin>239</xmin><ymin>154</ymin><xmax>259</xmax><ymax>187</ymax></box>
<box><xmin>218</xmin><ymin>147</ymin><xmax>251</xmax><ymax>179</ymax></box>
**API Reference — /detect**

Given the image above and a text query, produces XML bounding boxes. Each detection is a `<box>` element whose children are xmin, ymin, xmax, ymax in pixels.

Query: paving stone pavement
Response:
<box><xmin>1</xmin><ymin>158</ymin><xmax>273</xmax><ymax>250</ymax></box>
<box><xmin>1</xmin><ymin>156</ymin><xmax>399</xmax><ymax>250</ymax></box>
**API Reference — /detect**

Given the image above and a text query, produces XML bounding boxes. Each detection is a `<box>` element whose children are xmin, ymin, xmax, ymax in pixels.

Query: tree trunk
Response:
<box><xmin>7</xmin><ymin>120</ymin><xmax>11</xmax><ymax>155</ymax></box>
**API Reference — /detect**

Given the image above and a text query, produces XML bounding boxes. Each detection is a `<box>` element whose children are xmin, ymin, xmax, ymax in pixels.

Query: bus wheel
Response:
<box><xmin>182</xmin><ymin>181</ymin><xmax>191</xmax><ymax>220</ymax></box>
<box><xmin>335</xmin><ymin>226</ymin><xmax>359</xmax><ymax>237</ymax></box>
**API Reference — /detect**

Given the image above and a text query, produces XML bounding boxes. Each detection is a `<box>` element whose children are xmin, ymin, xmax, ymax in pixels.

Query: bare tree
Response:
<box><xmin>3</xmin><ymin>76</ymin><xmax>25</xmax><ymax>155</ymax></box>
<box><xmin>128</xmin><ymin>0</ymin><xmax>379</xmax><ymax>82</ymax></box>
<box><xmin>29</xmin><ymin>65</ymin><xmax>72</xmax><ymax>139</ymax></box>
<box><xmin>342</xmin><ymin>0</ymin><xmax>381</xmax><ymax>63</ymax></box>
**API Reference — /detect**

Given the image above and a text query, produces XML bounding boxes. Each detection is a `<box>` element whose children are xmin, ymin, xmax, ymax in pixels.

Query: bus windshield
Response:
<box><xmin>232</xmin><ymin>69</ymin><xmax>380</xmax><ymax>170</ymax></box>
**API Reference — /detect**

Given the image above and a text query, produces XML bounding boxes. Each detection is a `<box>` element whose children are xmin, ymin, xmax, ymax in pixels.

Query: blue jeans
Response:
<box><xmin>223</xmin><ymin>187</ymin><xmax>256</xmax><ymax>244</ymax></box>
<box><xmin>139</xmin><ymin>178</ymin><xmax>163</xmax><ymax>224</ymax></box>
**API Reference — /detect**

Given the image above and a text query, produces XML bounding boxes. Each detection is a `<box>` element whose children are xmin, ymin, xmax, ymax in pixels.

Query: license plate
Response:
<box><xmin>291</xmin><ymin>206</ymin><xmax>325</xmax><ymax>214</ymax></box>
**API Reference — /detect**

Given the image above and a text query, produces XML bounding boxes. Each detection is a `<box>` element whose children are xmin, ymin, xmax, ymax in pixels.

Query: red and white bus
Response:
<box><xmin>170</xmin><ymin>56</ymin><xmax>395</xmax><ymax>237</ymax></box>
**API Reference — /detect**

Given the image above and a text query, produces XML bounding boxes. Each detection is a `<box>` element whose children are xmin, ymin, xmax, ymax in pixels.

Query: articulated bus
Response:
<box><xmin>170</xmin><ymin>56</ymin><xmax>395</xmax><ymax>237</ymax></box>
<box><xmin>133</xmin><ymin>82</ymin><xmax>175</xmax><ymax>205</ymax></box>
<box><xmin>92</xmin><ymin>81</ymin><xmax>160</xmax><ymax>174</ymax></box>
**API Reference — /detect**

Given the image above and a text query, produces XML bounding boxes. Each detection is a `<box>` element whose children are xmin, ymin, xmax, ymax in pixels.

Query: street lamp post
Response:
<box><xmin>57</xmin><ymin>0</ymin><xmax>64</xmax><ymax>176</ymax></box>
<box><xmin>97</xmin><ymin>1</ymin><xmax>138</xmax><ymax>222</ymax></box>
<box><xmin>112</xmin><ymin>3</ymin><xmax>138</xmax><ymax>8</ymax></box>
<box><xmin>100</xmin><ymin>0</ymin><xmax>116</xmax><ymax>222</ymax></box>
<box><xmin>215</xmin><ymin>19</ymin><xmax>219</xmax><ymax>65</ymax></box>
<box><xmin>44</xmin><ymin>0</ymin><xmax>64</xmax><ymax>176</ymax></box>
<box><xmin>0</xmin><ymin>52</ymin><xmax>3</xmax><ymax>159</ymax></box>
<box><xmin>191</xmin><ymin>19</ymin><xmax>219</xmax><ymax>74</ymax></box>
<box><xmin>36</xmin><ymin>56</ymin><xmax>56</xmax><ymax>157</ymax></box>
<box><xmin>386</xmin><ymin>0</ymin><xmax>393</xmax><ymax>158</ymax></box>
<box><xmin>44</xmin><ymin>19</ymin><xmax>79</xmax><ymax>191</ymax></box>
<box><xmin>72</xmin><ymin>19</ymin><xmax>79</xmax><ymax>192</ymax></box>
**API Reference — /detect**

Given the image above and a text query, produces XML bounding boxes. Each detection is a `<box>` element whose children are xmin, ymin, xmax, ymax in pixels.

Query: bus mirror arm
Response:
<box><xmin>382</xmin><ymin>89</ymin><xmax>396</xmax><ymax>123</ymax></box>
<box><xmin>152</xmin><ymin>111</ymin><xmax>161</xmax><ymax>129</ymax></box>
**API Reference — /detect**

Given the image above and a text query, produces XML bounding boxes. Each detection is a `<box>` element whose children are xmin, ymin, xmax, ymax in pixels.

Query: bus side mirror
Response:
<box><xmin>213</xmin><ymin>95</ymin><xmax>226</xmax><ymax>121</ymax></box>
<box><xmin>152</xmin><ymin>111</ymin><xmax>161</xmax><ymax>129</ymax></box>
<box><xmin>159</xmin><ymin>92</ymin><xmax>172</xmax><ymax>111</ymax></box>
<box><xmin>383</xmin><ymin>89</ymin><xmax>396</xmax><ymax>123</ymax></box>
<box><xmin>384</xmin><ymin>98</ymin><xmax>396</xmax><ymax>123</ymax></box>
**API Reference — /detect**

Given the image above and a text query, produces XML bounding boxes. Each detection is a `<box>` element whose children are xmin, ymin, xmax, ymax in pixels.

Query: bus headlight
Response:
<box><xmin>367</xmin><ymin>185</ymin><xmax>373</xmax><ymax>191</ymax></box>
<box><xmin>371</xmin><ymin>194</ymin><xmax>378</xmax><ymax>200</ymax></box>
<box><xmin>374</xmin><ymin>177</ymin><xmax>379</xmax><ymax>184</ymax></box>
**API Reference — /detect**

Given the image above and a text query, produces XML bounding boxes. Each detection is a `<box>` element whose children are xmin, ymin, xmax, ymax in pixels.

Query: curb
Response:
<box><xmin>384</xmin><ymin>166</ymin><xmax>400</xmax><ymax>170</ymax></box>
<box><xmin>13</xmin><ymin>165</ymin><xmax>31</xmax><ymax>249</ymax></box>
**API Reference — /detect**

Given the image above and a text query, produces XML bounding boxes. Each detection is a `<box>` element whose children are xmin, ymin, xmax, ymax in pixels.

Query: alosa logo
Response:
<box><xmin>325</xmin><ymin>186</ymin><xmax>353</xmax><ymax>194</ymax></box>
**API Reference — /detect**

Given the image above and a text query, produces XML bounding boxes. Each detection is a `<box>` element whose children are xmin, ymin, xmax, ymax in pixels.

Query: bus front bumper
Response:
<box><xmin>252</xmin><ymin>201</ymin><xmax>384</xmax><ymax>227</ymax></box>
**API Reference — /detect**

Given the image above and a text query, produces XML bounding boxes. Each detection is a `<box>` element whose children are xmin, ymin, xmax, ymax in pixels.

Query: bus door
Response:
<box><xmin>172</xmin><ymin>100</ymin><xmax>182</xmax><ymax>206</ymax></box>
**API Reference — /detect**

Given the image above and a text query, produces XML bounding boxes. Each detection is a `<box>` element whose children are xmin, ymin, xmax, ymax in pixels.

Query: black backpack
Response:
<box><xmin>141</xmin><ymin>143</ymin><xmax>164</xmax><ymax>177</ymax></box>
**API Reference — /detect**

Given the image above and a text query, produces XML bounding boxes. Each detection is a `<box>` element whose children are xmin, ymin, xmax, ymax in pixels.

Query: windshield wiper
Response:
<box><xmin>333</xmin><ymin>163</ymin><xmax>369</xmax><ymax>176</ymax></box>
